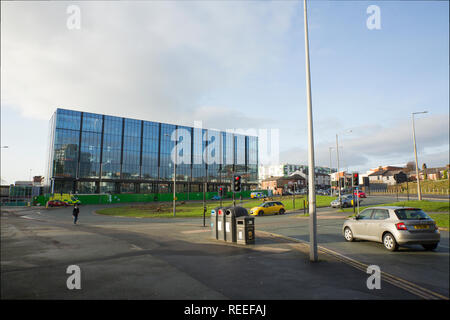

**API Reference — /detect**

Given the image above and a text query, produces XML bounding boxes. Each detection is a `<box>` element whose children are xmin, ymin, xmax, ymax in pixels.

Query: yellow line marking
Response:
<box><xmin>182</xmin><ymin>229</ymin><xmax>211</xmax><ymax>234</ymax></box>
<box><xmin>258</xmin><ymin>230</ymin><xmax>449</xmax><ymax>300</ymax></box>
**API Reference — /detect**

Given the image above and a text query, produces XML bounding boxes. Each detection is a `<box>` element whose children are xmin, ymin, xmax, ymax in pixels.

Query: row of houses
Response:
<box><xmin>260</xmin><ymin>163</ymin><xmax>449</xmax><ymax>196</ymax></box>
<box><xmin>365</xmin><ymin>165</ymin><xmax>449</xmax><ymax>186</ymax></box>
<box><xmin>260</xmin><ymin>170</ymin><xmax>331</xmax><ymax>195</ymax></box>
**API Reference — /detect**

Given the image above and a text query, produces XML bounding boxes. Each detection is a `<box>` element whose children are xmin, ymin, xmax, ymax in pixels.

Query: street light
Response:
<box><xmin>336</xmin><ymin>130</ymin><xmax>352</xmax><ymax>207</ymax></box>
<box><xmin>303</xmin><ymin>0</ymin><xmax>317</xmax><ymax>262</ymax></box>
<box><xmin>412</xmin><ymin>111</ymin><xmax>428</xmax><ymax>201</ymax></box>
<box><xmin>165</xmin><ymin>133</ymin><xmax>177</xmax><ymax>217</ymax></box>
<box><xmin>329</xmin><ymin>147</ymin><xmax>333</xmax><ymax>195</ymax></box>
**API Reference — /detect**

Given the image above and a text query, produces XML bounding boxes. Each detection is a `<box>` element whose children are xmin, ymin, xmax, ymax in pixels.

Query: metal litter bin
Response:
<box><xmin>225</xmin><ymin>206</ymin><xmax>249</xmax><ymax>243</ymax></box>
<box><xmin>211</xmin><ymin>207</ymin><xmax>222</xmax><ymax>240</ymax></box>
<box><xmin>236</xmin><ymin>216</ymin><xmax>255</xmax><ymax>245</ymax></box>
<box><xmin>217</xmin><ymin>207</ymin><xmax>228</xmax><ymax>241</ymax></box>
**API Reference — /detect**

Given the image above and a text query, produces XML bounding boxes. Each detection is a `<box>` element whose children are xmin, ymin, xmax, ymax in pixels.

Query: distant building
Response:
<box><xmin>261</xmin><ymin>174</ymin><xmax>307</xmax><ymax>195</ymax></box>
<box><xmin>259</xmin><ymin>163</ymin><xmax>334</xmax><ymax>181</ymax></box>
<box><xmin>14</xmin><ymin>181</ymin><xmax>33</xmax><ymax>186</ymax></box>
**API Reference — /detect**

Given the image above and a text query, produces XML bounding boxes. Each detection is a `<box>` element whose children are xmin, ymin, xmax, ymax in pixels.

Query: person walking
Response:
<box><xmin>72</xmin><ymin>204</ymin><xmax>80</xmax><ymax>225</ymax></box>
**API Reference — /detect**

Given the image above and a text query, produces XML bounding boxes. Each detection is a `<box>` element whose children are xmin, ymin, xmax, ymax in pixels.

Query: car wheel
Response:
<box><xmin>383</xmin><ymin>232</ymin><xmax>399</xmax><ymax>251</ymax></box>
<box><xmin>344</xmin><ymin>227</ymin><xmax>354</xmax><ymax>242</ymax></box>
<box><xmin>422</xmin><ymin>243</ymin><xmax>438</xmax><ymax>251</ymax></box>
<box><xmin>258</xmin><ymin>210</ymin><xmax>264</xmax><ymax>216</ymax></box>
<box><xmin>279</xmin><ymin>208</ymin><xmax>285</xmax><ymax>215</ymax></box>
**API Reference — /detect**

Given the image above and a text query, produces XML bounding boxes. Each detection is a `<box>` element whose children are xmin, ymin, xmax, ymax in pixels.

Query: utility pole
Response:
<box><xmin>303</xmin><ymin>0</ymin><xmax>317</xmax><ymax>262</ymax></box>
<box><xmin>336</xmin><ymin>134</ymin><xmax>341</xmax><ymax>208</ymax></box>
<box><xmin>173</xmin><ymin>135</ymin><xmax>177</xmax><ymax>217</ymax></box>
<box><xmin>329</xmin><ymin>147</ymin><xmax>333</xmax><ymax>196</ymax></box>
<box><xmin>166</xmin><ymin>132</ymin><xmax>177</xmax><ymax>217</ymax></box>
<box><xmin>412</xmin><ymin>111</ymin><xmax>427</xmax><ymax>201</ymax></box>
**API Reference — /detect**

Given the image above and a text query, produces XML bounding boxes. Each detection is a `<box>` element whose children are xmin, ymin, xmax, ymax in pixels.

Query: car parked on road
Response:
<box><xmin>342</xmin><ymin>206</ymin><xmax>440</xmax><ymax>251</ymax></box>
<box><xmin>47</xmin><ymin>200</ymin><xmax>69</xmax><ymax>207</ymax></box>
<box><xmin>251</xmin><ymin>192</ymin><xmax>265</xmax><ymax>199</ymax></box>
<box><xmin>354</xmin><ymin>190</ymin><xmax>366</xmax><ymax>198</ymax></box>
<box><xmin>330</xmin><ymin>195</ymin><xmax>358</xmax><ymax>208</ymax></box>
<box><xmin>250</xmin><ymin>201</ymin><xmax>285</xmax><ymax>216</ymax></box>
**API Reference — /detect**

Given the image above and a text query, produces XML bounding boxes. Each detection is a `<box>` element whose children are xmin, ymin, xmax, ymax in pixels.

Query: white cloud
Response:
<box><xmin>279</xmin><ymin>113</ymin><xmax>449</xmax><ymax>171</ymax></box>
<box><xmin>1</xmin><ymin>1</ymin><xmax>298</xmax><ymax>124</ymax></box>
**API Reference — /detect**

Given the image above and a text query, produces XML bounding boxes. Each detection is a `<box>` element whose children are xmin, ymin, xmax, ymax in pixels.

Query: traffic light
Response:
<box><xmin>352</xmin><ymin>173</ymin><xmax>359</xmax><ymax>186</ymax></box>
<box><xmin>233</xmin><ymin>175</ymin><xmax>241</xmax><ymax>192</ymax></box>
<box><xmin>218</xmin><ymin>186</ymin><xmax>224</xmax><ymax>197</ymax></box>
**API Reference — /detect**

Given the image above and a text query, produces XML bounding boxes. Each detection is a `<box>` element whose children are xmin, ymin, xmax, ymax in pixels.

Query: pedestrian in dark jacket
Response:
<box><xmin>73</xmin><ymin>205</ymin><xmax>80</xmax><ymax>224</ymax></box>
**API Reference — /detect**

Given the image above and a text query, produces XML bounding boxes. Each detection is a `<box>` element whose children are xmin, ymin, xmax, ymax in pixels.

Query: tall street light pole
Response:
<box><xmin>335</xmin><ymin>134</ymin><xmax>341</xmax><ymax>206</ymax></box>
<box><xmin>412</xmin><ymin>111</ymin><xmax>428</xmax><ymax>201</ymax></box>
<box><xmin>329</xmin><ymin>147</ymin><xmax>333</xmax><ymax>195</ymax></box>
<box><xmin>335</xmin><ymin>130</ymin><xmax>352</xmax><ymax>205</ymax></box>
<box><xmin>166</xmin><ymin>133</ymin><xmax>177</xmax><ymax>217</ymax></box>
<box><xmin>303</xmin><ymin>0</ymin><xmax>317</xmax><ymax>262</ymax></box>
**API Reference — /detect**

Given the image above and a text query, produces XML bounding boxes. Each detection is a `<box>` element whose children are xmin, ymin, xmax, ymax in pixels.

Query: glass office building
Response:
<box><xmin>46</xmin><ymin>108</ymin><xmax>258</xmax><ymax>194</ymax></box>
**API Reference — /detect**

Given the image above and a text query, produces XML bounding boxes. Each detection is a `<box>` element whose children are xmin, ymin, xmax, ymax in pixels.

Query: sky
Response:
<box><xmin>1</xmin><ymin>0</ymin><xmax>449</xmax><ymax>184</ymax></box>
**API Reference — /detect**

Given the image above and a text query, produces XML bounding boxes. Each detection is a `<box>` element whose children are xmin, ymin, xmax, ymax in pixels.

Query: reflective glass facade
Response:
<box><xmin>46</xmin><ymin>108</ymin><xmax>258</xmax><ymax>194</ymax></box>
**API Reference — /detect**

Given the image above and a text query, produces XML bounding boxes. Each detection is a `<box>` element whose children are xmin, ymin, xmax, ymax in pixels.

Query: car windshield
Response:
<box><xmin>394</xmin><ymin>209</ymin><xmax>431</xmax><ymax>220</ymax></box>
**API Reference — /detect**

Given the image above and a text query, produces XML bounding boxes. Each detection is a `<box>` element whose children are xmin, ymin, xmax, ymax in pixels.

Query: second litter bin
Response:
<box><xmin>236</xmin><ymin>216</ymin><xmax>255</xmax><ymax>245</ymax></box>
<box><xmin>224</xmin><ymin>206</ymin><xmax>249</xmax><ymax>243</ymax></box>
<box><xmin>217</xmin><ymin>207</ymin><xmax>228</xmax><ymax>241</ymax></box>
<box><xmin>211</xmin><ymin>207</ymin><xmax>222</xmax><ymax>240</ymax></box>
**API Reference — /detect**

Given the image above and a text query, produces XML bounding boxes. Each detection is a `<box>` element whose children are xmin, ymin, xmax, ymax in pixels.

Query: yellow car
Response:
<box><xmin>250</xmin><ymin>201</ymin><xmax>285</xmax><ymax>216</ymax></box>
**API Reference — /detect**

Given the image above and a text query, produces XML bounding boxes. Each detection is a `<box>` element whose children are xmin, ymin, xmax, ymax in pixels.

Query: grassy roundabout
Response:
<box><xmin>96</xmin><ymin>195</ymin><xmax>335</xmax><ymax>218</ymax></box>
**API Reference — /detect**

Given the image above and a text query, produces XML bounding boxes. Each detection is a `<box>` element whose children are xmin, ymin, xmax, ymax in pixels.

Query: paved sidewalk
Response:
<box><xmin>1</xmin><ymin>210</ymin><xmax>419</xmax><ymax>299</ymax></box>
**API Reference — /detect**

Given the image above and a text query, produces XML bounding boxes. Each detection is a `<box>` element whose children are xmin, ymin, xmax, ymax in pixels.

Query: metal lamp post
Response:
<box><xmin>412</xmin><ymin>111</ymin><xmax>428</xmax><ymax>201</ymax></box>
<box><xmin>303</xmin><ymin>0</ymin><xmax>317</xmax><ymax>262</ymax></box>
<box><xmin>335</xmin><ymin>130</ymin><xmax>352</xmax><ymax>207</ymax></box>
<box><xmin>329</xmin><ymin>147</ymin><xmax>333</xmax><ymax>195</ymax></box>
<box><xmin>165</xmin><ymin>133</ymin><xmax>177</xmax><ymax>217</ymax></box>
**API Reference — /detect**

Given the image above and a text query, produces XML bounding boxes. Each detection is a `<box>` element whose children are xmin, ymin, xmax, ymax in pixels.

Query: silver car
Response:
<box><xmin>331</xmin><ymin>195</ymin><xmax>358</xmax><ymax>208</ymax></box>
<box><xmin>342</xmin><ymin>206</ymin><xmax>440</xmax><ymax>251</ymax></box>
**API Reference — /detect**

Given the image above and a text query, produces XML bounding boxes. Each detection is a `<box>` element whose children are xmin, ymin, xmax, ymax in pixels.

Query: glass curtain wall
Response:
<box><xmin>192</xmin><ymin>128</ymin><xmax>206</xmax><ymax>182</ymax></box>
<box><xmin>176</xmin><ymin>125</ymin><xmax>192</xmax><ymax>182</ymax></box>
<box><xmin>222</xmin><ymin>131</ymin><xmax>234</xmax><ymax>182</ymax></box>
<box><xmin>206</xmin><ymin>129</ymin><xmax>221</xmax><ymax>183</ymax></box>
<box><xmin>248</xmin><ymin>135</ymin><xmax>258</xmax><ymax>183</ymax></box>
<box><xmin>142</xmin><ymin>121</ymin><xmax>159</xmax><ymax>180</ymax></box>
<box><xmin>234</xmin><ymin>134</ymin><xmax>246</xmax><ymax>174</ymax></box>
<box><xmin>48</xmin><ymin>109</ymin><xmax>258</xmax><ymax>194</ymax></box>
<box><xmin>159</xmin><ymin>123</ymin><xmax>176</xmax><ymax>181</ymax></box>
<box><xmin>80</xmin><ymin>113</ymin><xmax>103</xmax><ymax>178</ymax></box>
<box><xmin>101</xmin><ymin>115</ymin><xmax>122</xmax><ymax>179</ymax></box>
<box><xmin>122</xmin><ymin>118</ymin><xmax>141</xmax><ymax>179</ymax></box>
<box><xmin>53</xmin><ymin>109</ymin><xmax>81</xmax><ymax>178</ymax></box>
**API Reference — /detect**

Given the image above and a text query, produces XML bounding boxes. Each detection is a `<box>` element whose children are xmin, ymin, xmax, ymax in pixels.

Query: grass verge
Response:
<box><xmin>96</xmin><ymin>195</ymin><xmax>335</xmax><ymax>218</ymax></box>
<box><xmin>339</xmin><ymin>200</ymin><xmax>449</xmax><ymax>213</ymax></box>
<box><xmin>428</xmin><ymin>213</ymin><xmax>449</xmax><ymax>229</ymax></box>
